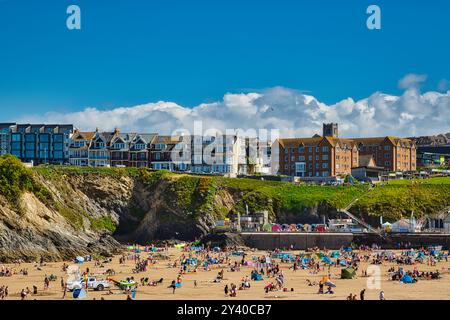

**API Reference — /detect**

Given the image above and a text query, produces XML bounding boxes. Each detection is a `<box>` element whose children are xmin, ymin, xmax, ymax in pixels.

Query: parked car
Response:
<box><xmin>67</xmin><ymin>277</ymin><xmax>110</xmax><ymax>291</ymax></box>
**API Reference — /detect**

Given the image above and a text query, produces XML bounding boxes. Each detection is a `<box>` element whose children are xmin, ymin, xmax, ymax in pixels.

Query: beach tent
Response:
<box><xmin>322</xmin><ymin>257</ymin><xmax>333</xmax><ymax>264</ymax></box>
<box><xmin>262</xmin><ymin>224</ymin><xmax>272</xmax><ymax>232</ymax></box>
<box><xmin>75</xmin><ymin>256</ymin><xmax>85</xmax><ymax>264</ymax></box>
<box><xmin>331</xmin><ymin>251</ymin><xmax>340</xmax><ymax>258</ymax></box>
<box><xmin>400</xmin><ymin>274</ymin><xmax>414</xmax><ymax>284</ymax></box>
<box><xmin>213</xmin><ymin>247</ymin><xmax>221</xmax><ymax>252</ymax></box>
<box><xmin>339</xmin><ymin>260</ymin><xmax>348</xmax><ymax>266</ymax></box>
<box><xmin>174</xmin><ymin>243</ymin><xmax>186</xmax><ymax>249</ymax></box>
<box><xmin>272</xmin><ymin>224</ymin><xmax>282</xmax><ymax>232</ymax></box>
<box><xmin>341</xmin><ymin>268</ymin><xmax>356</xmax><ymax>279</ymax></box>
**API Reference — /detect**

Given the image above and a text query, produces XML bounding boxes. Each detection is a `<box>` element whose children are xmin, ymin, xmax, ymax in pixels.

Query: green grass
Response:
<box><xmin>25</xmin><ymin>166</ymin><xmax>450</xmax><ymax>224</ymax></box>
<box><xmin>354</xmin><ymin>177</ymin><xmax>450</xmax><ymax>220</ymax></box>
<box><xmin>89</xmin><ymin>216</ymin><xmax>117</xmax><ymax>233</ymax></box>
<box><xmin>0</xmin><ymin>155</ymin><xmax>55</xmax><ymax>211</ymax></box>
<box><xmin>386</xmin><ymin>177</ymin><xmax>450</xmax><ymax>185</ymax></box>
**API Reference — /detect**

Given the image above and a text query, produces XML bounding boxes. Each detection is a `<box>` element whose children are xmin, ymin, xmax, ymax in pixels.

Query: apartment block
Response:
<box><xmin>273</xmin><ymin>123</ymin><xmax>416</xmax><ymax>178</ymax></box>
<box><xmin>0</xmin><ymin>123</ymin><xmax>73</xmax><ymax>164</ymax></box>
<box><xmin>354</xmin><ymin>137</ymin><xmax>416</xmax><ymax>172</ymax></box>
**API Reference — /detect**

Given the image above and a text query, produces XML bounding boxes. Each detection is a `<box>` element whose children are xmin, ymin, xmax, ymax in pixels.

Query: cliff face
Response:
<box><xmin>0</xmin><ymin>164</ymin><xmax>336</xmax><ymax>262</ymax></box>
<box><xmin>1</xmin><ymin>159</ymin><xmax>449</xmax><ymax>262</ymax></box>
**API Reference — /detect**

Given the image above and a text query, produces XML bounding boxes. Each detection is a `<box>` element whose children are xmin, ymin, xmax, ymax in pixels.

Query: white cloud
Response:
<box><xmin>398</xmin><ymin>73</ymin><xmax>427</xmax><ymax>89</ymax></box>
<box><xmin>19</xmin><ymin>86</ymin><xmax>450</xmax><ymax>138</ymax></box>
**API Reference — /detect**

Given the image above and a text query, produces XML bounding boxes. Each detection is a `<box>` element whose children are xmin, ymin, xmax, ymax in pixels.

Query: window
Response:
<box><xmin>298</xmin><ymin>146</ymin><xmax>305</xmax><ymax>153</ymax></box>
<box><xmin>384</xmin><ymin>145</ymin><xmax>391</xmax><ymax>151</ymax></box>
<box><xmin>155</xmin><ymin>143</ymin><xmax>166</xmax><ymax>150</ymax></box>
<box><xmin>53</xmin><ymin>135</ymin><xmax>63</xmax><ymax>143</ymax></box>
<box><xmin>384</xmin><ymin>161</ymin><xmax>391</xmax><ymax>166</ymax></box>
<box><xmin>12</xmin><ymin>134</ymin><xmax>21</xmax><ymax>142</ymax></box>
<box><xmin>308</xmin><ymin>147</ymin><xmax>313</xmax><ymax>153</ymax></box>
<box><xmin>25</xmin><ymin>143</ymin><xmax>35</xmax><ymax>150</ymax></box>
<box><xmin>308</xmin><ymin>155</ymin><xmax>312</xmax><ymax>161</ymax></box>
<box><xmin>322</xmin><ymin>146</ymin><xmax>329</xmax><ymax>153</ymax></box>
<box><xmin>322</xmin><ymin>154</ymin><xmax>329</xmax><ymax>161</ymax></box>
<box><xmin>155</xmin><ymin>152</ymin><xmax>161</xmax><ymax>160</ymax></box>
<box><xmin>39</xmin><ymin>134</ymin><xmax>50</xmax><ymax>143</ymax></box>
<box><xmin>322</xmin><ymin>163</ymin><xmax>329</xmax><ymax>169</ymax></box>
<box><xmin>25</xmin><ymin>134</ymin><xmax>36</xmax><ymax>142</ymax></box>
<box><xmin>322</xmin><ymin>171</ymin><xmax>329</xmax><ymax>177</ymax></box>
<box><xmin>25</xmin><ymin>150</ymin><xmax>35</xmax><ymax>158</ymax></box>
<box><xmin>384</xmin><ymin>153</ymin><xmax>390</xmax><ymax>158</ymax></box>
<box><xmin>298</xmin><ymin>156</ymin><xmax>305</xmax><ymax>161</ymax></box>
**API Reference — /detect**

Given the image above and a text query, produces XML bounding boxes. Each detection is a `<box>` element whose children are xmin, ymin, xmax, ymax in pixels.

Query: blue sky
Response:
<box><xmin>0</xmin><ymin>0</ymin><xmax>449</xmax><ymax>121</ymax></box>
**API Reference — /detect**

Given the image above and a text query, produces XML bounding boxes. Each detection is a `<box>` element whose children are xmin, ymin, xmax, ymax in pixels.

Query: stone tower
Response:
<box><xmin>323</xmin><ymin>123</ymin><xmax>338</xmax><ymax>138</ymax></box>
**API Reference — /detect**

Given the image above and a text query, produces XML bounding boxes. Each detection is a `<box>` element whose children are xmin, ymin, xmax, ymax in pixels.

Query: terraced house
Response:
<box><xmin>69</xmin><ymin>130</ymin><xmax>95</xmax><ymax>166</ymax></box>
<box><xmin>0</xmin><ymin>123</ymin><xmax>73</xmax><ymax>164</ymax></box>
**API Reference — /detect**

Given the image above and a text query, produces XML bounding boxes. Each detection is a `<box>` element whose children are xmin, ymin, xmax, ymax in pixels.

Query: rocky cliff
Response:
<box><xmin>1</xmin><ymin>156</ymin><xmax>449</xmax><ymax>262</ymax></box>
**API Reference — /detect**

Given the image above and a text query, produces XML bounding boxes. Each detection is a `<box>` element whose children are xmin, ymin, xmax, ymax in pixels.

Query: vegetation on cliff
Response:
<box><xmin>0</xmin><ymin>155</ymin><xmax>54</xmax><ymax>211</ymax></box>
<box><xmin>354</xmin><ymin>178</ymin><xmax>450</xmax><ymax>221</ymax></box>
<box><xmin>2</xmin><ymin>161</ymin><xmax>450</xmax><ymax>232</ymax></box>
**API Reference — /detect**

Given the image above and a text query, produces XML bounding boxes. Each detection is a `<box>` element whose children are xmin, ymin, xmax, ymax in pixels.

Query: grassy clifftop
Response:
<box><xmin>3</xmin><ymin>161</ymin><xmax>449</xmax><ymax>226</ymax></box>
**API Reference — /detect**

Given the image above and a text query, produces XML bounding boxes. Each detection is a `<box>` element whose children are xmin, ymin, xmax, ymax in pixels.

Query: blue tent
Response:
<box><xmin>322</xmin><ymin>257</ymin><xmax>333</xmax><ymax>264</ymax></box>
<box><xmin>72</xmin><ymin>288</ymin><xmax>87</xmax><ymax>299</ymax></box>
<box><xmin>331</xmin><ymin>251</ymin><xmax>340</xmax><ymax>258</ymax></box>
<box><xmin>251</xmin><ymin>273</ymin><xmax>263</xmax><ymax>281</ymax></box>
<box><xmin>343</xmin><ymin>247</ymin><xmax>353</xmax><ymax>253</ymax></box>
<box><xmin>401</xmin><ymin>274</ymin><xmax>414</xmax><ymax>284</ymax></box>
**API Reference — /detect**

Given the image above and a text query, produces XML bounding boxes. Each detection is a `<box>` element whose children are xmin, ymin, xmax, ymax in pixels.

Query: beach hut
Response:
<box><xmin>272</xmin><ymin>224</ymin><xmax>282</xmax><ymax>232</ymax></box>
<box><xmin>303</xmin><ymin>224</ymin><xmax>311</xmax><ymax>232</ymax></box>
<box><xmin>289</xmin><ymin>224</ymin><xmax>297</xmax><ymax>232</ymax></box>
<box><xmin>262</xmin><ymin>224</ymin><xmax>272</xmax><ymax>232</ymax></box>
<box><xmin>281</xmin><ymin>224</ymin><xmax>290</xmax><ymax>231</ymax></box>
<box><xmin>296</xmin><ymin>224</ymin><xmax>304</xmax><ymax>231</ymax></box>
<box><xmin>341</xmin><ymin>268</ymin><xmax>356</xmax><ymax>279</ymax></box>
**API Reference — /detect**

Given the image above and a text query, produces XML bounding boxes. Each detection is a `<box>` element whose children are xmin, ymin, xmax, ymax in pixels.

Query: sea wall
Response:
<box><xmin>241</xmin><ymin>232</ymin><xmax>450</xmax><ymax>250</ymax></box>
<box><xmin>353</xmin><ymin>233</ymin><xmax>450</xmax><ymax>249</ymax></box>
<box><xmin>241</xmin><ymin>232</ymin><xmax>354</xmax><ymax>250</ymax></box>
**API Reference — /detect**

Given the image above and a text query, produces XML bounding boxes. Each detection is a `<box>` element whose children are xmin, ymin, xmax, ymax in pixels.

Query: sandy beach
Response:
<box><xmin>1</xmin><ymin>247</ymin><xmax>450</xmax><ymax>301</ymax></box>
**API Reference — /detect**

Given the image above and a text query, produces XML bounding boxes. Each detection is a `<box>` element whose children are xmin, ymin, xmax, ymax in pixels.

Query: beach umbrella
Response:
<box><xmin>325</xmin><ymin>281</ymin><xmax>336</xmax><ymax>287</ymax></box>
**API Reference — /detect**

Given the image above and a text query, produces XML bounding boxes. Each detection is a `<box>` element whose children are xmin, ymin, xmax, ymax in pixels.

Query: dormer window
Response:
<box><xmin>155</xmin><ymin>143</ymin><xmax>166</xmax><ymax>150</ymax></box>
<box><xmin>135</xmin><ymin>143</ymin><xmax>146</xmax><ymax>150</ymax></box>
